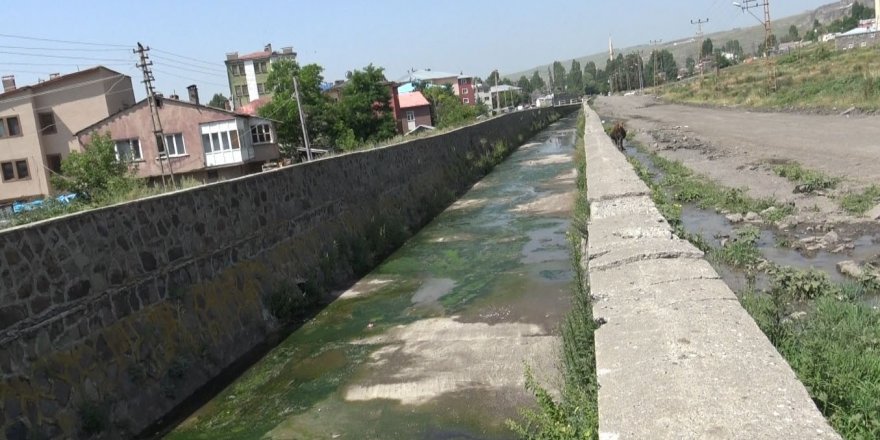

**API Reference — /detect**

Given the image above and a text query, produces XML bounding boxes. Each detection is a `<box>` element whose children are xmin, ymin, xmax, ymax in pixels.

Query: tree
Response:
<box><xmin>722</xmin><ymin>40</ymin><xmax>744</xmax><ymax>62</ymax></box>
<box><xmin>486</xmin><ymin>70</ymin><xmax>501</xmax><ymax>87</ymax></box>
<box><xmin>700</xmin><ymin>38</ymin><xmax>714</xmax><ymax>59</ymax></box>
<box><xmin>551</xmin><ymin>61</ymin><xmax>567</xmax><ymax>91</ymax></box>
<box><xmin>529</xmin><ymin>71</ymin><xmax>546</xmax><ymax>93</ymax></box>
<box><xmin>333</xmin><ymin>64</ymin><xmax>397</xmax><ymax>150</ymax></box>
<box><xmin>258</xmin><ymin>59</ymin><xmax>332</xmax><ymax>157</ymax></box>
<box><xmin>788</xmin><ymin>25</ymin><xmax>799</xmax><ymax>41</ymax></box>
<box><xmin>583</xmin><ymin>61</ymin><xmax>597</xmax><ymax>82</ymax></box>
<box><xmin>207</xmin><ymin>93</ymin><xmax>229</xmax><ymax>110</ymax></box>
<box><xmin>567</xmin><ymin>60</ymin><xmax>583</xmax><ymax>95</ymax></box>
<box><xmin>686</xmin><ymin>57</ymin><xmax>696</xmax><ymax>76</ymax></box>
<box><xmin>758</xmin><ymin>34</ymin><xmax>778</xmax><ymax>56</ymax></box>
<box><xmin>422</xmin><ymin>86</ymin><xmax>483</xmax><ymax>129</ymax></box>
<box><xmin>517</xmin><ymin>75</ymin><xmax>532</xmax><ymax>95</ymax></box>
<box><xmin>52</xmin><ymin>133</ymin><xmax>137</xmax><ymax>202</ymax></box>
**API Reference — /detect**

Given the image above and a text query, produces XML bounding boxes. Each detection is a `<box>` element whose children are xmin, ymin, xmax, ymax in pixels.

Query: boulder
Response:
<box><xmin>725</xmin><ymin>213</ymin><xmax>744</xmax><ymax>223</ymax></box>
<box><xmin>837</xmin><ymin>260</ymin><xmax>863</xmax><ymax>278</ymax></box>
<box><xmin>866</xmin><ymin>203</ymin><xmax>880</xmax><ymax>221</ymax></box>
<box><xmin>822</xmin><ymin>230</ymin><xmax>839</xmax><ymax>246</ymax></box>
<box><xmin>744</xmin><ymin>212</ymin><xmax>760</xmax><ymax>222</ymax></box>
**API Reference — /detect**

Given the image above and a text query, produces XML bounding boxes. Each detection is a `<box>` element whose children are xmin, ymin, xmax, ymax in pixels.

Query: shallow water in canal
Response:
<box><xmin>167</xmin><ymin>114</ymin><xmax>580</xmax><ymax>440</ymax></box>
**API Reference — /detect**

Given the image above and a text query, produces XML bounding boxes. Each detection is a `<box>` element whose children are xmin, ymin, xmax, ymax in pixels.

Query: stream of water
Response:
<box><xmin>166</xmin><ymin>115</ymin><xmax>580</xmax><ymax>439</ymax></box>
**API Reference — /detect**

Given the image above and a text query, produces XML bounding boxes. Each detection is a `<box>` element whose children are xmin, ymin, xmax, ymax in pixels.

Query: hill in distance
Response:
<box><xmin>507</xmin><ymin>0</ymin><xmax>871</xmax><ymax>81</ymax></box>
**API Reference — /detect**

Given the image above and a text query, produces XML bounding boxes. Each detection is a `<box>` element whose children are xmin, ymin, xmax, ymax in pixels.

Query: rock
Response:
<box><xmin>744</xmin><ymin>212</ymin><xmax>760</xmax><ymax>222</ymax></box>
<box><xmin>866</xmin><ymin>203</ymin><xmax>880</xmax><ymax>220</ymax></box>
<box><xmin>761</xmin><ymin>206</ymin><xmax>778</xmax><ymax>217</ymax></box>
<box><xmin>822</xmin><ymin>230</ymin><xmax>839</xmax><ymax>246</ymax></box>
<box><xmin>837</xmin><ymin>260</ymin><xmax>863</xmax><ymax>278</ymax></box>
<box><xmin>840</xmin><ymin>106</ymin><xmax>856</xmax><ymax>116</ymax></box>
<box><xmin>725</xmin><ymin>213</ymin><xmax>744</xmax><ymax>223</ymax></box>
<box><xmin>831</xmin><ymin>245</ymin><xmax>847</xmax><ymax>254</ymax></box>
<box><xmin>806</xmin><ymin>244</ymin><xmax>824</xmax><ymax>252</ymax></box>
<box><xmin>798</xmin><ymin>236</ymin><xmax>820</xmax><ymax>245</ymax></box>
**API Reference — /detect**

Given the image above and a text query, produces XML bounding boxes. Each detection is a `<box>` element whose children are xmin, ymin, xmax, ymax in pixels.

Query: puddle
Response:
<box><xmin>167</xmin><ymin>114</ymin><xmax>581</xmax><ymax>439</ymax></box>
<box><xmin>623</xmin><ymin>145</ymin><xmax>880</xmax><ymax>302</ymax></box>
<box><xmin>412</xmin><ymin>278</ymin><xmax>457</xmax><ymax>305</ymax></box>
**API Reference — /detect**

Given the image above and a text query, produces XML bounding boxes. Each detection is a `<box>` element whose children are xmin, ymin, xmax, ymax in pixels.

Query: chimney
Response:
<box><xmin>169</xmin><ymin>91</ymin><xmax>180</xmax><ymax>100</ymax></box>
<box><xmin>264</xmin><ymin>43</ymin><xmax>272</xmax><ymax>53</ymax></box>
<box><xmin>226</xmin><ymin>52</ymin><xmax>239</xmax><ymax>60</ymax></box>
<box><xmin>187</xmin><ymin>84</ymin><xmax>200</xmax><ymax>105</ymax></box>
<box><xmin>2</xmin><ymin>75</ymin><xmax>16</xmax><ymax>92</ymax></box>
<box><xmin>49</xmin><ymin>73</ymin><xmax>60</xmax><ymax>80</ymax></box>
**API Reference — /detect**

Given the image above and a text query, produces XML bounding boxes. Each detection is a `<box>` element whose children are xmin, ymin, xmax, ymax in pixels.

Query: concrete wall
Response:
<box><xmin>0</xmin><ymin>105</ymin><xmax>576</xmax><ymax>439</ymax></box>
<box><xmin>581</xmin><ymin>104</ymin><xmax>840</xmax><ymax>439</ymax></box>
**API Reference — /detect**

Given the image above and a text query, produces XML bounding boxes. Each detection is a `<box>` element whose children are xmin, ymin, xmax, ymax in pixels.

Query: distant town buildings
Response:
<box><xmin>396</xmin><ymin>69</ymin><xmax>476</xmax><ymax>106</ymax></box>
<box><xmin>0</xmin><ymin>67</ymin><xmax>136</xmax><ymax>203</ymax></box>
<box><xmin>225</xmin><ymin>44</ymin><xmax>296</xmax><ymax>109</ymax></box>
<box><xmin>395</xmin><ymin>91</ymin><xmax>432</xmax><ymax>134</ymax></box>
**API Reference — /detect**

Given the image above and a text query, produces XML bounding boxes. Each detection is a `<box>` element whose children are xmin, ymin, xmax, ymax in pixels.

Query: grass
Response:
<box><xmin>625</xmin><ymin>140</ymin><xmax>880</xmax><ymax>438</ymax></box>
<box><xmin>742</xmin><ymin>288</ymin><xmax>880</xmax><ymax>439</ymax></box>
<box><xmin>661</xmin><ymin>44</ymin><xmax>880</xmax><ymax>112</ymax></box>
<box><xmin>510</xmin><ymin>110</ymin><xmax>598</xmax><ymax>440</ymax></box>
<box><xmin>840</xmin><ymin>185</ymin><xmax>880</xmax><ymax>215</ymax></box>
<box><xmin>773</xmin><ymin>162</ymin><xmax>840</xmax><ymax>193</ymax></box>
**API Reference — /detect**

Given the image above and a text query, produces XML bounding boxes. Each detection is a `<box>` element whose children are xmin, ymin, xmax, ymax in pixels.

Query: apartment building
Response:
<box><xmin>76</xmin><ymin>87</ymin><xmax>280</xmax><ymax>183</ymax></box>
<box><xmin>225</xmin><ymin>44</ymin><xmax>296</xmax><ymax>109</ymax></box>
<box><xmin>0</xmin><ymin>67</ymin><xmax>135</xmax><ymax>204</ymax></box>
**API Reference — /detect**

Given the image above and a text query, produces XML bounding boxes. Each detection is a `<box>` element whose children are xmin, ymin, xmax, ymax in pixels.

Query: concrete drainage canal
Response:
<box><xmin>161</xmin><ymin>114</ymin><xmax>582</xmax><ymax>439</ymax></box>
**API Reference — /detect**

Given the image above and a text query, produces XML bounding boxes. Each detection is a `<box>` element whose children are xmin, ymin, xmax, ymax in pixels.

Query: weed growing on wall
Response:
<box><xmin>510</xmin><ymin>110</ymin><xmax>598</xmax><ymax>439</ymax></box>
<box><xmin>840</xmin><ymin>185</ymin><xmax>880</xmax><ymax>215</ymax></box>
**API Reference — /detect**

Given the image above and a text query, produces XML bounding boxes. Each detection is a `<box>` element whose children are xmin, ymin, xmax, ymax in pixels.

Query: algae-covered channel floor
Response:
<box><xmin>167</xmin><ymin>115</ymin><xmax>580</xmax><ymax>439</ymax></box>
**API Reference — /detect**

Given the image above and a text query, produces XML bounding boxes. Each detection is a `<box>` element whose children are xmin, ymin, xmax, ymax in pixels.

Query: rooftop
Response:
<box><xmin>396</xmin><ymin>69</ymin><xmax>472</xmax><ymax>83</ymax></box>
<box><xmin>398</xmin><ymin>91</ymin><xmax>431</xmax><ymax>109</ymax></box>
<box><xmin>0</xmin><ymin>66</ymin><xmax>124</xmax><ymax>100</ymax></box>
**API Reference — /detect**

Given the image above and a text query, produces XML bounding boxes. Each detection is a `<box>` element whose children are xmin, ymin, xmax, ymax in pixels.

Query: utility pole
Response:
<box><xmin>649</xmin><ymin>39</ymin><xmax>662</xmax><ymax>87</ymax></box>
<box><xmin>691</xmin><ymin>19</ymin><xmax>709</xmax><ymax>78</ymax></box>
<box><xmin>292</xmin><ymin>76</ymin><xmax>313</xmax><ymax>161</ymax></box>
<box><xmin>735</xmin><ymin>0</ymin><xmax>776</xmax><ymax>89</ymax></box>
<box><xmin>134</xmin><ymin>43</ymin><xmax>175</xmax><ymax>188</ymax></box>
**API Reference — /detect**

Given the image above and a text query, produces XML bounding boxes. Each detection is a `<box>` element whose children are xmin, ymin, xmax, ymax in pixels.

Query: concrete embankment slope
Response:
<box><xmin>581</xmin><ymin>104</ymin><xmax>840</xmax><ymax>440</ymax></box>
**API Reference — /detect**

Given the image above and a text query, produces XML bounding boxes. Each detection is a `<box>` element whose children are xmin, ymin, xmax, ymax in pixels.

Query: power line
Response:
<box><xmin>151</xmin><ymin>69</ymin><xmax>229</xmax><ymax>88</ymax></box>
<box><xmin>0</xmin><ymin>45</ymin><xmax>129</xmax><ymax>52</ymax></box>
<box><xmin>151</xmin><ymin>48</ymin><xmax>218</xmax><ymax>68</ymax></box>
<box><xmin>0</xmin><ymin>61</ymin><xmax>132</xmax><ymax>67</ymax></box>
<box><xmin>149</xmin><ymin>55</ymin><xmax>226</xmax><ymax>76</ymax></box>
<box><xmin>0</xmin><ymin>33</ymin><xmax>129</xmax><ymax>48</ymax></box>
<box><xmin>0</xmin><ymin>50</ymin><xmax>132</xmax><ymax>62</ymax></box>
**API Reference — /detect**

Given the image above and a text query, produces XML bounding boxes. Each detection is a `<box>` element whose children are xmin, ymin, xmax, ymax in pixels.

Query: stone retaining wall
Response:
<box><xmin>582</xmin><ymin>104</ymin><xmax>840</xmax><ymax>440</ymax></box>
<box><xmin>0</xmin><ymin>105</ymin><xmax>577</xmax><ymax>439</ymax></box>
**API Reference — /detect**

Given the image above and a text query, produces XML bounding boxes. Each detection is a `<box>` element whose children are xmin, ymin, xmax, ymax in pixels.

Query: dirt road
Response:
<box><xmin>595</xmin><ymin>95</ymin><xmax>880</xmax><ymax>222</ymax></box>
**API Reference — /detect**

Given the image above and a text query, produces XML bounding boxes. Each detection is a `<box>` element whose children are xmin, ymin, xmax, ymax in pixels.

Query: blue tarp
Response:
<box><xmin>12</xmin><ymin>193</ymin><xmax>77</xmax><ymax>214</ymax></box>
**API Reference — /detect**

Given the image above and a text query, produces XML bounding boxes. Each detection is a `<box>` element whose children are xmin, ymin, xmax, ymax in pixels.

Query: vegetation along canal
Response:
<box><xmin>166</xmin><ymin>114</ymin><xmax>581</xmax><ymax>439</ymax></box>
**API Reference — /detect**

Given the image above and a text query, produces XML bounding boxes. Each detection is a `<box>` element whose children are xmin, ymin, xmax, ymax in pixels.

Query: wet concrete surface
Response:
<box><xmin>167</xmin><ymin>115</ymin><xmax>580</xmax><ymax>439</ymax></box>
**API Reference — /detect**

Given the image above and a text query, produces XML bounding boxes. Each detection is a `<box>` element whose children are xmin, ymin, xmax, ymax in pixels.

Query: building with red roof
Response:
<box><xmin>396</xmin><ymin>91</ymin><xmax>433</xmax><ymax>134</ymax></box>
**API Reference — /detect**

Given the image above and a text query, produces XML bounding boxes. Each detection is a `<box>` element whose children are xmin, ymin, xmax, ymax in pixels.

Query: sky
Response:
<box><xmin>2</xmin><ymin>0</ymin><xmax>835</xmax><ymax>101</ymax></box>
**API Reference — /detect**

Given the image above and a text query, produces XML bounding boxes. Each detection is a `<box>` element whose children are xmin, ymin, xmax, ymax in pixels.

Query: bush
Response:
<box><xmin>52</xmin><ymin>132</ymin><xmax>139</xmax><ymax>202</ymax></box>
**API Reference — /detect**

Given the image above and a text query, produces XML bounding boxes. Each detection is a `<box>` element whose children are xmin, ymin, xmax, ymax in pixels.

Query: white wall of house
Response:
<box><xmin>244</xmin><ymin>61</ymin><xmax>259</xmax><ymax>101</ymax></box>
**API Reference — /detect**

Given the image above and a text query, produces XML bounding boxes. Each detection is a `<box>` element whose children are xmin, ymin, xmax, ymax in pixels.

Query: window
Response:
<box><xmin>406</xmin><ymin>111</ymin><xmax>415</xmax><ymax>122</ymax></box>
<box><xmin>255</xmin><ymin>61</ymin><xmax>268</xmax><ymax>74</ymax></box>
<box><xmin>38</xmin><ymin>112</ymin><xmax>57</xmax><ymax>135</ymax></box>
<box><xmin>46</xmin><ymin>154</ymin><xmax>62</xmax><ymax>174</ymax></box>
<box><xmin>463</xmin><ymin>98</ymin><xmax>470</xmax><ymax>104</ymax></box>
<box><xmin>164</xmin><ymin>133</ymin><xmax>186</xmax><ymax>156</ymax></box>
<box><xmin>0</xmin><ymin>116</ymin><xmax>21</xmax><ymax>138</ymax></box>
<box><xmin>234</xmin><ymin>85</ymin><xmax>247</xmax><ymax>97</ymax></box>
<box><xmin>1</xmin><ymin>159</ymin><xmax>29</xmax><ymax>182</ymax></box>
<box><xmin>861</xmin><ymin>41</ymin><xmax>868</xmax><ymax>48</ymax></box>
<box><xmin>114</xmin><ymin>139</ymin><xmax>143</xmax><ymax>161</ymax></box>
<box><xmin>251</xmin><ymin>124</ymin><xmax>272</xmax><ymax>144</ymax></box>
<box><xmin>231</xmin><ymin>63</ymin><xmax>245</xmax><ymax>76</ymax></box>
<box><xmin>201</xmin><ymin>129</ymin><xmax>240</xmax><ymax>153</ymax></box>
<box><xmin>461</xmin><ymin>88</ymin><xmax>468</xmax><ymax>94</ymax></box>
<box><xmin>257</xmin><ymin>83</ymin><xmax>266</xmax><ymax>94</ymax></box>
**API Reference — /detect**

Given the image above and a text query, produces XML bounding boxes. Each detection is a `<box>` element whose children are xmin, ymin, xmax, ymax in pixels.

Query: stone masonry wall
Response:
<box><xmin>582</xmin><ymin>103</ymin><xmax>840</xmax><ymax>439</ymax></box>
<box><xmin>0</xmin><ymin>105</ymin><xmax>577</xmax><ymax>439</ymax></box>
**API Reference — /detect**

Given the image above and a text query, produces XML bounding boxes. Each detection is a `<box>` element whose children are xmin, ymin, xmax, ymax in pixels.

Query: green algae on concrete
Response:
<box><xmin>167</xmin><ymin>115</ymin><xmax>581</xmax><ymax>440</ymax></box>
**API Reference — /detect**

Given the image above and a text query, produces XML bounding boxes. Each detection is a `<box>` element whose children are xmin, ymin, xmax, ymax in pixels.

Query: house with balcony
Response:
<box><xmin>225</xmin><ymin>44</ymin><xmax>296</xmax><ymax>109</ymax></box>
<box><xmin>76</xmin><ymin>86</ymin><xmax>280</xmax><ymax>183</ymax></box>
<box><xmin>0</xmin><ymin>66</ymin><xmax>136</xmax><ymax>204</ymax></box>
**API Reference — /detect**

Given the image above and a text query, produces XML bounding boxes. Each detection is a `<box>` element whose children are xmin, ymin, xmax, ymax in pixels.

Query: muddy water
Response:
<box><xmin>166</xmin><ymin>115</ymin><xmax>580</xmax><ymax>440</ymax></box>
<box><xmin>623</xmin><ymin>145</ymin><xmax>880</xmax><ymax>301</ymax></box>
